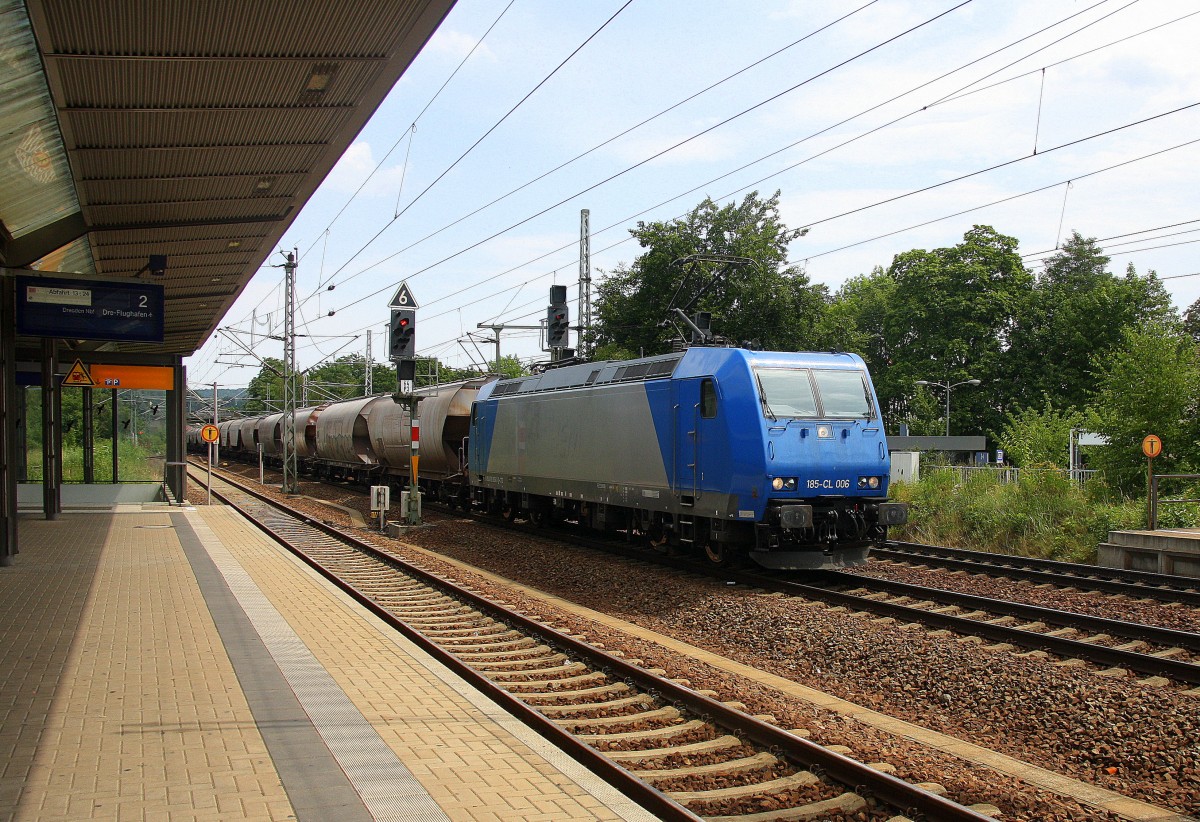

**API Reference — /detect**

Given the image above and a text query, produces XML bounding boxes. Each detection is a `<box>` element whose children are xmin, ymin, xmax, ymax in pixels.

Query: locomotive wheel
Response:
<box><xmin>528</xmin><ymin>509</ymin><xmax>547</xmax><ymax>527</ymax></box>
<box><xmin>646</xmin><ymin>521</ymin><xmax>671</xmax><ymax>554</ymax></box>
<box><xmin>502</xmin><ymin>504</ymin><xmax>519</xmax><ymax>522</ymax></box>
<box><xmin>703</xmin><ymin>540</ymin><xmax>738</xmax><ymax>568</ymax></box>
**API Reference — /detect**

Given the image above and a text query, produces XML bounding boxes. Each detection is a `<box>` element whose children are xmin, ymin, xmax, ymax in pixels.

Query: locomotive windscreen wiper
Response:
<box><xmin>755</xmin><ymin>373</ymin><xmax>778</xmax><ymax>422</ymax></box>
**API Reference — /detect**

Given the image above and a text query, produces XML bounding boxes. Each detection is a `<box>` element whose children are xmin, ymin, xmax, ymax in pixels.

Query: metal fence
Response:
<box><xmin>931</xmin><ymin>465</ymin><xmax>1099</xmax><ymax>486</ymax></box>
<box><xmin>1149</xmin><ymin>473</ymin><xmax>1200</xmax><ymax>530</ymax></box>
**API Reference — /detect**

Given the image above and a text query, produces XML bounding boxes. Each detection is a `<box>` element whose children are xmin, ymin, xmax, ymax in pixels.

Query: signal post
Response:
<box><xmin>389</xmin><ymin>282</ymin><xmax>422</xmax><ymax>526</ymax></box>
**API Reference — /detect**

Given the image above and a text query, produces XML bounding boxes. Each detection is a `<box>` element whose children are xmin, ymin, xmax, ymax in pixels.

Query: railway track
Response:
<box><xmin>876</xmin><ymin>541</ymin><xmax>1200</xmax><ymax>607</ymax></box>
<box><xmin>789</xmin><ymin>571</ymin><xmax>1200</xmax><ymax>687</ymax></box>
<box><xmin>203</xmin><ymin>461</ymin><xmax>1200</xmax><ymax>688</ymax></box>
<box><xmin>445</xmin><ymin>506</ymin><xmax>1200</xmax><ymax>688</ymax></box>
<box><xmin>449</xmin><ymin>504</ymin><xmax>1200</xmax><ymax>688</ymax></box>
<box><xmin>189</xmin><ymin>464</ymin><xmax>999</xmax><ymax>821</ymax></box>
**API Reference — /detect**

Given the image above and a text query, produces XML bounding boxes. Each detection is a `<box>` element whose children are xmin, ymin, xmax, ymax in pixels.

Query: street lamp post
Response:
<box><xmin>915</xmin><ymin>378</ymin><xmax>981</xmax><ymax>436</ymax></box>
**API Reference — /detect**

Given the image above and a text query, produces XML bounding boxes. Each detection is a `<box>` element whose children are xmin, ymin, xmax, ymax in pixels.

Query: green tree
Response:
<box><xmin>996</xmin><ymin>399</ymin><xmax>1083</xmax><ymax>468</ymax></box>
<box><xmin>243</xmin><ymin>357</ymin><xmax>284</xmax><ymax>414</ymax></box>
<box><xmin>1006</xmin><ymin>233</ymin><xmax>1173</xmax><ymax>411</ymax></box>
<box><xmin>814</xmin><ymin>268</ymin><xmax>902</xmax><ymax>418</ymax></box>
<box><xmin>306</xmin><ymin>354</ymin><xmax>371</xmax><ymax>402</ymax></box>
<box><xmin>1183</xmin><ymin>295</ymin><xmax>1200</xmax><ymax>345</ymax></box>
<box><xmin>592</xmin><ymin>191</ymin><xmax>825</xmax><ymax>357</ymax></box>
<box><xmin>883</xmin><ymin>225</ymin><xmax>1031</xmax><ymax>436</ymax></box>
<box><xmin>1088</xmin><ymin>320</ymin><xmax>1200</xmax><ymax>492</ymax></box>
<box><xmin>486</xmin><ymin>355</ymin><xmax>527</xmax><ymax>379</ymax></box>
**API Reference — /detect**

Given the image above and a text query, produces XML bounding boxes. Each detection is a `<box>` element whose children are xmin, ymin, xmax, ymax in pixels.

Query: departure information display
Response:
<box><xmin>16</xmin><ymin>275</ymin><xmax>164</xmax><ymax>343</ymax></box>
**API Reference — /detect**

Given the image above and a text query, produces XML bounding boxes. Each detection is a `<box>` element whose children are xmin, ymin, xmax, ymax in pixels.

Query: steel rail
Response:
<box><xmin>822</xmin><ymin>570</ymin><xmax>1200</xmax><ymax>653</ymax></box>
<box><xmin>400</xmin><ymin>491</ymin><xmax>1200</xmax><ymax>680</ymax></box>
<box><xmin>193</xmin><ymin>464</ymin><xmax>995</xmax><ymax>822</ymax></box>
<box><xmin>731</xmin><ymin>570</ymin><xmax>1200</xmax><ymax>686</ymax></box>
<box><xmin>882</xmin><ymin>541</ymin><xmax>1200</xmax><ymax>605</ymax></box>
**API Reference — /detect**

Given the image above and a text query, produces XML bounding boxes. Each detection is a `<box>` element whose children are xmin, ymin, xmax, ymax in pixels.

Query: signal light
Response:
<box><xmin>547</xmin><ymin>305</ymin><xmax>569</xmax><ymax>348</ymax></box>
<box><xmin>390</xmin><ymin>308</ymin><xmax>416</xmax><ymax>360</ymax></box>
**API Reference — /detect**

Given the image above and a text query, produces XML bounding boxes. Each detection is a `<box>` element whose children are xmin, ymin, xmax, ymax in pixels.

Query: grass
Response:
<box><xmin>887</xmin><ymin>467</ymin><xmax>1196</xmax><ymax>563</ymax></box>
<box><xmin>23</xmin><ymin>440</ymin><xmax>165</xmax><ymax>483</ymax></box>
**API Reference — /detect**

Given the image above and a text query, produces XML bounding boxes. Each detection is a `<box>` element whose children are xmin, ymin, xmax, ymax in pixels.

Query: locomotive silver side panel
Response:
<box><xmin>315</xmin><ymin>396</ymin><xmax>385</xmax><ymax>465</ymax></box>
<box><xmin>485</xmin><ymin>383</ymin><xmax>669</xmax><ymax>491</ymax></box>
<box><xmin>256</xmin><ymin>413</ymin><xmax>285</xmax><ymax>456</ymax></box>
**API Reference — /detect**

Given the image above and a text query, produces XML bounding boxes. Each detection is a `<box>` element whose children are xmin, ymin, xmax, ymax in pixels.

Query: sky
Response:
<box><xmin>185</xmin><ymin>0</ymin><xmax>1200</xmax><ymax>390</ymax></box>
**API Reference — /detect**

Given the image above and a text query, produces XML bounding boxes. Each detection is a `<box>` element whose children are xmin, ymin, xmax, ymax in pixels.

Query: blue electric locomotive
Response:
<box><xmin>468</xmin><ymin>347</ymin><xmax>906</xmax><ymax>570</ymax></box>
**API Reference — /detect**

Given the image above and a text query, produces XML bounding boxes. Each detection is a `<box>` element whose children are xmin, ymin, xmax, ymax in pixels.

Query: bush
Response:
<box><xmin>890</xmin><ymin>467</ymin><xmax>1156</xmax><ymax>563</ymax></box>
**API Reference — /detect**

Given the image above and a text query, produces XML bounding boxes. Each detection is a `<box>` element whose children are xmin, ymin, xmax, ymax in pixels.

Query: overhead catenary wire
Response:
<box><xmin>321</xmin><ymin>0</ymin><xmax>978</xmax><ymax>318</ymax></box>
<box><xmin>230</xmin><ymin>0</ymin><xmax>1130</xmax><ymax>355</ymax></box>
<box><xmin>299</xmin><ymin>132</ymin><xmax>1200</xmax><ymax>361</ymax></box>
<box><xmin>303</xmin><ymin>0</ymin><xmax>637</xmax><ymax>304</ymax></box>
<box><xmin>796</xmin><ymin>138</ymin><xmax>1200</xmax><ymax>265</ymax></box>
<box><xmin>1020</xmin><ymin>218</ymin><xmax>1200</xmax><ymax>259</ymax></box>
<box><xmin>296</xmin><ymin>0</ymin><xmax>883</xmax><ymax>300</ymax></box>
<box><xmin>194</xmin><ymin>1</ymin><xmax>1190</xmax><ymax>381</ymax></box>
<box><xmin>309</xmin><ymin>0</ymin><xmax>1132</xmax><ymax>322</ymax></box>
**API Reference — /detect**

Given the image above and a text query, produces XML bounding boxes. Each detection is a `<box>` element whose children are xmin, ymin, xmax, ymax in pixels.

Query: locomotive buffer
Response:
<box><xmin>388</xmin><ymin>282</ymin><xmax>422</xmax><ymax>526</ymax></box>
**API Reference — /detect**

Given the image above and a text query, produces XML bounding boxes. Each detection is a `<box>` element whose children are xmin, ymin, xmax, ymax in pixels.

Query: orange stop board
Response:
<box><xmin>201</xmin><ymin>424</ymin><xmax>220</xmax><ymax>443</ymax></box>
<box><xmin>1142</xmin><ymin>434</ymin><xmax>1162</xmax><ymax>459</ymax></box>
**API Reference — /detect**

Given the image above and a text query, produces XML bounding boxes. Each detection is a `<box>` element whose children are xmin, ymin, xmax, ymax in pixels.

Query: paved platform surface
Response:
<box><xmin>0</xmin><ymin>505</ymin><xmax>655</xmax><ymax>822</ymax></box>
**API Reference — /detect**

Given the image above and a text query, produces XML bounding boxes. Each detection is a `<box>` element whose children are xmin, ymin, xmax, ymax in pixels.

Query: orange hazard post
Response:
<box><xmin>1144</xmin><ymin>434</ymin><xmax>1162</xmax><ymax>529</ymax></box>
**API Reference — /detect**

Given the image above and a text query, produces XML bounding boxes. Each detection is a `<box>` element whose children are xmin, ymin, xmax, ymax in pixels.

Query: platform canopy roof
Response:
<box><xmin>0</xmin><ymin>0</ymin><xmax>456</xmax><ymax>358</ymax></box>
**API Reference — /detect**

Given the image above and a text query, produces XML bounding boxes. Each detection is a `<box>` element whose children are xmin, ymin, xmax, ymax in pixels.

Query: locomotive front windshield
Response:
<box><xmin>755</xmin><ymin>368</ymin><xmax>875</xmax><ymax>419</ymax></box>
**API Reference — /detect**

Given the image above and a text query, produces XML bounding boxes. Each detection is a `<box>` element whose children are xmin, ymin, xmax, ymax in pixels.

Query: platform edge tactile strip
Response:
<box><xmin>175</xmin><ymin>510</ymin><xmax>452</xmax><ymax>822</ymax></box>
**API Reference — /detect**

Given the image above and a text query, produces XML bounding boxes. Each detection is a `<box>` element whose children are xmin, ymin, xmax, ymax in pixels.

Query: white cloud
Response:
<box><xmin>427</xmin><ymin>28</ymin><xmax>495</xmax><ymax>62</ymax></box>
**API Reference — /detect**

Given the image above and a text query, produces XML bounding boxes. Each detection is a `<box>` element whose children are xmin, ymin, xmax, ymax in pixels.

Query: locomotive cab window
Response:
<box><xmin>700</xmin><ymin>378</ymin><xmax>717</xmax><ymax>418</ymax></box>
<box><xmin>755</xmin><ymin>368</ymin><xmax>874</xmax><ymax>419</ymax></box>
<box><xmin>754</xmin><ymin>368</ymin><xmax>818</xmax><ymax>417</ymax></box>
<box><xmin>812</xmin><ymin>370</ymin><xmax>875</xmax><ymax>419</ymax></box>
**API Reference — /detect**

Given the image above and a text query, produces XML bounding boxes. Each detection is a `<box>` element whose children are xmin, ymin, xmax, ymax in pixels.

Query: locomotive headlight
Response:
<box><xmin>771</xmin><ymin>477</ymin><xmax>797</xmax><ymax>491</ymax></box>
<box><xmin>817</xmin><ymin>424</ymin><xmax>833</xmax><ymax>438</ymax></box>
<box><xmin>857</xmin><ymin>476</ymin><xmax>882</xmax><ymax>489</ymax></box>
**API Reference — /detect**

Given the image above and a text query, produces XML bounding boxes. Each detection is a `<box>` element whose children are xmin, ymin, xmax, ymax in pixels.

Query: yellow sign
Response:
<box><xmin>201</xmin><ymin>425</ymin><xmax>220</xmax><ymax>443</ymax></box>
<box><xmin>62</xmin><ymin>359</ymin><xmax>96</xmax><ymax>387</ymax></box>
<box><xmin>1142</xmin><ymin>434</ymin><xmax>1163</xmax><ymax>459</ymax></box>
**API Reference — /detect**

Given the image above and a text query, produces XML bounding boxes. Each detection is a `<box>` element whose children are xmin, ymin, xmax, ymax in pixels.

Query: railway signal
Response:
<box><xmin>388</xmin><ymin>282</ymin><xmax>419</xmax><ymax>394</ymax></box>
<box><xmin>547</xmin><ymin>285</ymin><xmax>569</xmax><ymax>350</ymax></box>
<box><xmin>389</xmin><ymin>309</ymin><xmax>416</xmax><ymax>360</ymax></box>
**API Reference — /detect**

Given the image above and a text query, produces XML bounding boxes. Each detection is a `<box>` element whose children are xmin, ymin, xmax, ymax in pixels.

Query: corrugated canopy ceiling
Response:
<box><xmin>0</xmin><ymin>0</ymin><xmax>455</xmax><ymax>358</ymax></box>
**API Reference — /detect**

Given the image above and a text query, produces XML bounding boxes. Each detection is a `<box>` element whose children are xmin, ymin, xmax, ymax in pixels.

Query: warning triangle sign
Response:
<box><xmin>62</xmin><ymin>359</ymin><xmax>96</xmax><ymax>387</ymax></box>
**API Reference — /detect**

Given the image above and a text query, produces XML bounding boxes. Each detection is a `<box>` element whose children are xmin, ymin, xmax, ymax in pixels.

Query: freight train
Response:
<box><xmin>191</xmin><ymin>347</ymin><xmax>906</xmax><ymax>569</ymax></box>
